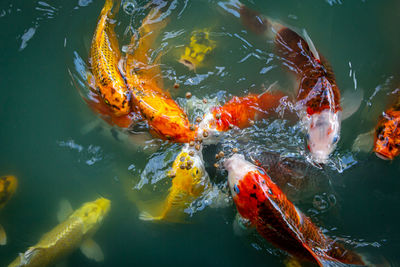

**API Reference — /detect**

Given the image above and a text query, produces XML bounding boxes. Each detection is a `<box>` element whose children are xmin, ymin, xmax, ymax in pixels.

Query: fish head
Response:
<box><xmin>305</xmin><ymin>109</ymin><xmax>341</xmax><ymax>163</ymax></box>
<box><xmin>74</xmin><ymin>198</ymin><xmax>111</xmax><ymax>235</ymax></box>
<box><xmin>224</xmin><ymin>154</ymin><xmax>273</xmax><ymax>219</ymax></box>
<box><xmin>0</xmin><ymin>175</ymin><xmax>18</xmax><ymax>209</ymax></box>
<box><xmin>374</xmin><ymin>110</ymin><xmax>400</xmax><ymax>160</ymax></box>
<box><xmin>170</xmin><ymin>146</ymin><xmax>208</xmax><ymax>197</ymax></box>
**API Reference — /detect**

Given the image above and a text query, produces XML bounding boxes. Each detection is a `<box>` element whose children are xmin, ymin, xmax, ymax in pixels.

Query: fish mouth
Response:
<box><xmin>375</xmin><ymin>152</ymin><xmax>392</xmax><ymax>161</ymax></box>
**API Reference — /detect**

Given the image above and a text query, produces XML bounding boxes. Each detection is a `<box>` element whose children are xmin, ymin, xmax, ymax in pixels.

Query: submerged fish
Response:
<box><xmin>139</xmin><ymin>144</ymin><xmax>210</xmax><ymax>222</ymax></box>
<box><xmin>8</xmin><ymin>198</ymin><xmax>110</xmax><ymax>267</ymax></box>
<box><xmin>88</xmin><ymin>0</ymin><xmax>133</xmax><ymax>127</ymax></box>
<box><xmin>179</xmin><ymin>29</ymin><xmax>216</xmax><ymax>71</ymax></box>
<box><xmin>0</xmin><ymin>175</ymin><xmax>18</xmax><ymax>245</ymax></box>
<box><xmin>374</xmin><ymin>96</ymin><xmax>400</xmax><ymax>160</ymax></box>
<box><xmin>197</xmin><ymin>91</ymin><xmax>285</xmax><ymax>144</ymax></box>
<box><xmin>224</xmin><ymin>154</ymin><xmax>365</xmax><ymax>266</ymax></box>
<box><xmin>125</xmin><ymin>4</ymin><xmax>196</xmax><ymax>143</ymax></box>
<box><xmin>220</xmin><ymin>0</ymin><xmax>349</xmax><ymax>164</ymax></box>
<box><xmin>253</xmin><ymin>151</ymin><xmax>333</xmax><ymax>202</ymax></box>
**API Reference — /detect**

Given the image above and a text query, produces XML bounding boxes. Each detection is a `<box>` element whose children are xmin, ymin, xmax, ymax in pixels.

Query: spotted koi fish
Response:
<box><xmin>224</xmin><ymin>154</ymin><xmax>365</xmax><ymax>266</ymax></box>
<box><xmin>88</xmin><ymin>0</ymin><xmax>135</xmax><ymax>128</ymax></box>
<box><xmin>139</xmin><ymin>144</ymin><xmax>210</xmax><ymax>222</ymax></box>
<box><xmin>0</xmin><ymin>175</ymin><xmax>18</xmax><ymax>245</ymax></box>
<box><xmin>220</xmin><ymin>0</ymin><xmax>342</xmax><ymax>163</ymax></box>
<box><xmin>179</xmin><ymin>29</ymin><xmax>216</xmax><ymax>71</ymax></box>
<box><xmin>197</xmin><ymin>91</ymin><xmax>285</xmax><ymax>144</ymax></box>
<box><xmin>374</xmin><ymin>94</ymin><xmax>400</xmax><ymax>160</ymax></box>
<box><xmin>124</xmin><ymin>4</ymin><xmax>196</xmax><ymax>143</ymax></box>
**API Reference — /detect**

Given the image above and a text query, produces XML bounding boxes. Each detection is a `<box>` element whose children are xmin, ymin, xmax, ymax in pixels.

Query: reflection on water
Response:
<box><xmin>1</xmin><ymin>0</ymin><xmax>400</xmax><ymax>266</ymax></box>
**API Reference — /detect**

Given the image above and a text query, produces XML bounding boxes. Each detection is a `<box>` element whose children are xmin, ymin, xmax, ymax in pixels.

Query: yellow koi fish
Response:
<box><xmin>0</xmin><ymin>175</ymin><xmax>18</xmax><ymax>245</ymax></box>
<box><xmin>8</xmin><ymin>198</ymin><xmax>110</xmax><ymax>267</ymax></box>
<box><xmin>139</xmin><ymin>144</ymin><xmax>210</xmax><ymax>222</ymax></box>
<box><xmin>179</xmin><ymin>29</ymin><xmax>216</xmax><ymax>71</ymax></box>
<box><xmin>88</xmin><ymin>0</ymin><xmax>133</xmax><ymax>128</ymax></box>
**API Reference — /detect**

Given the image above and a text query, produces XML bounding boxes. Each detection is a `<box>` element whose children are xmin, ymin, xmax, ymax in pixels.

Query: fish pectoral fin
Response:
<box><xmin>0</xmin><ymin>224</ymin><xmax>6</xmax><ymax>245</ymax></box>
<box><xmin>341</xmin><ymin>88</ymin><xmax>364</xmax><ymax>120</ymax></box>
<box><xmin>19</xmin><ymin>247</ymin><xmax>40</xmax><ymax>265</ymax></box>
<box><xmin>232</xmin><ymin>213</ymin><xmax>253</xmax><ymax>236</ymax></box>
<box><xmin>80</xmin><ymin>238</ymin><xmax>104</xmax><ymax>262</ymax></box>
<box><xmin>57</xmin><ymin>199</ymin><xmax>74</xmax><ymax>222</ymax></box>
<box><xmin>352</xmin><ymin>129</ymin><xmax>375</xmax><ymax>153</ymax></box>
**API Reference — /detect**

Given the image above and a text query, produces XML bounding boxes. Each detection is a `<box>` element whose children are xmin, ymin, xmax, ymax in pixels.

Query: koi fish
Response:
<box><xmin>374</xmin><ymin>98</ymin><xmax>400</xmax><ymax>160</ymax></box>
<box><xmin>219</xmin><ymin>0</ymin><xmax>349</xmax><ymax>163</ymax></box>
<box><xmin>179</xmin><ymin>29</ymin><xmax>216</xmax><ymax>71</ymax></box>
<box><xmin>0</xmin><ymin>175</ymin><xmax>18</xmax><ymax>245</ymax></box>
<box><xmin>139</xmin><ymin>144</ymin><xmax>210</xmax><ymax>222</ymax></box>
<box><xmin>253</xmin><ymin>151</ymin><xmax>333</xmax><ymax>202</ymax></box>
<box><xmin>197</xmin><ymin>91</ymin><xmax>285</xmax><ymax>144</ymax></box>
<box><xmin>224</xmin><ymin>154</ymin><xmax>365</xmax><ymax>266</ymax></box>
<box><xmin>8</xmin><ymin>198</ymin><xmax>110</xmax><ymax>267</ymax></box>
<box><xmin>88</xmin><ymin>0</ymin><xmax>134</xmax><ymax>128</ymax></box>
<box><xmin>124</xmin><ymin>4</ymin><xmax>196</xmax><ymax>143</ymax></box>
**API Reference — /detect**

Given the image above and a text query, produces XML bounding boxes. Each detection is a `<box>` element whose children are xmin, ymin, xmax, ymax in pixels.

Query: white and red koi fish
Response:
<box><xmin>219</xmin><ymin>0</ymin><xmax>351</xmax><ymax>163</ymax></box>
<box><xmin>224</xmin><ymin>154</ymin><xmax>365</xmax><ymax>266</ymax></box>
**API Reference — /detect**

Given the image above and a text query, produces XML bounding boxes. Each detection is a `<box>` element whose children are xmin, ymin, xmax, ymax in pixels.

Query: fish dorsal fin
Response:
<box><xmin>341</xmin><ymin>89</ymin><xmax>364</xmax><ymax>120</ymax></box>
<box><xmin>0</xmin><ymin>224</ymin><xmax>6</xmax><ymax>245</ymax></box>
<box><xmin>80</xmin><ymin>238</ymin><xmax>104</xmax><ymax>262</ymax></box>
<box><xmin>302</xmin><ymin>29</ymin><xmax>320</xmax><ymax>61</ymax></box>
<box><xmin>57</xmin><ymin>199</ymin><xmax>73</xmax><ymax>223</ymax></box>
<box><xmin>19</xmin><ymin>247</ymin><xmax>40</xmax><ymax>265</ymax></box>
<box><xmin>352</xmin><ymin>129</ymin><xmax>375</xmax><ymax>153</ymax></box>
<box><xmin>233</xmin><ymin>213</ymin><xmax>253</xmax><ymax>236</ymax></box>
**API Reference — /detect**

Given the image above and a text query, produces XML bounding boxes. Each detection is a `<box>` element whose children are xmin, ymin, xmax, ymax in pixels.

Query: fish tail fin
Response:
<box><xmin>0</xmin><ymin>224</ymin><xmax>6</xmax><ymax>245</ymax></box>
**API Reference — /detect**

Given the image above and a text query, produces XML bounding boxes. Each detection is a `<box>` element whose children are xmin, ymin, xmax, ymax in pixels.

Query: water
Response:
<box><xmin>1</xmin><ymin>0</ymin><xmax>399</xmax><ymax>266</ymax></box>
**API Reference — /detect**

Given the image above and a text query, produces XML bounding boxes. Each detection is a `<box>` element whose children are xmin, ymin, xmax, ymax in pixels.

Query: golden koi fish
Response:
<box><xmin>0</xmin><ymin>175</ymin><xmax>18</xmax><ymax>245</ymax></box>
<box><xmin>125</xmin><ymin>5</ymin><xmax>196</xmax><ymax>143</ymax></box>
<box><xmin>89</xmin><ymin>0</ymin><xmax>133</xmax><ymax>127</ymax></box>
<box><xmin>179</xmin><ymin>29</ymin><xmax>216</xmax><ymax>71</ymax></box>
<box><xmin>8</xmin><ymin>198</ymin><xmax>110</xmax><ymax>267</ymax></box>
<box><xmin>139</xmin><ymin>144</ymin><xmax>210</xmax><ymax>222</ymax></box>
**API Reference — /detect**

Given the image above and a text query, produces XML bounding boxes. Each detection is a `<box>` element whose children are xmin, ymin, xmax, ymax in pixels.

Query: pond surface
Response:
<box><xmin>1</xmin><ymin>0</ymin><xmax>400</xmax><ymax>266</ymax></box>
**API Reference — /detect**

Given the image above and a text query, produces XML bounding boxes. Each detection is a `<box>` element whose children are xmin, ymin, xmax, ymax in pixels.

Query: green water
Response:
<box><xmin>1</xmin><ymin>0</ymin><xmax>400</xmax><ymax>266</ymax></box>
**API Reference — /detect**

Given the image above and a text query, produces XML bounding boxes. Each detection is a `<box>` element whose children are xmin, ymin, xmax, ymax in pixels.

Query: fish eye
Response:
<box><xmin>234</xmin><ymin>184</ymin><xmax>240</xmax><ymax>194</ymax></box>
<box><xmin>305</xmin><ymin>133</ymin><xmax>310</xmax><ymax>140</ymax></box>
<box><xmin>332</xmin><ymin>135</ymin><xmax>339</xmax><ymax>144</ymax></box>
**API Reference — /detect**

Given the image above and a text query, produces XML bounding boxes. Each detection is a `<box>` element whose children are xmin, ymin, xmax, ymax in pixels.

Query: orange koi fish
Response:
<box><xmin>224</xmin><ymin>154</ymin><xmax>365</xmax><ymax>266</ymax></box>
<box><xmin>374</xmin><ymin>95</ymin><xmax>400</xmax><ymax>160</ymax></box>
<box><xmin>220</xmin><ymin>1</ymin><xmax>342</xmax><ymax>163</ymax></box>
<box><xmin>125</xmin><ymin>4</ymin><xmax>196</xmax><ymax>143</ymax></box>
<box><xmin>88</xmin><ymin>0</ymin><xmax>135</xmax><ymax>128</ymax></box>
<box><xmin>197</xmin><ymin>91</ymin><xmax>285</xmax><ymax>144</ymax></box>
